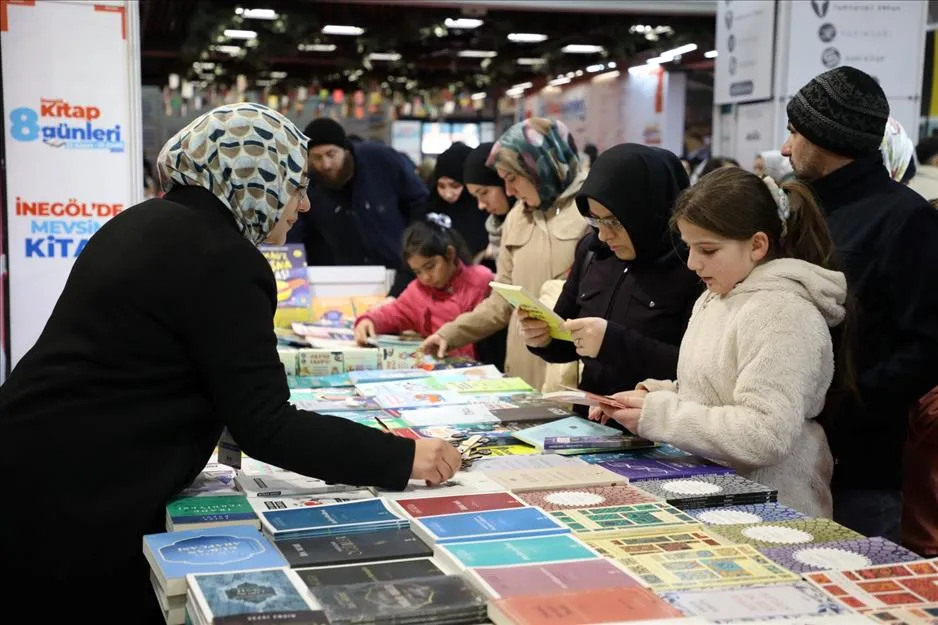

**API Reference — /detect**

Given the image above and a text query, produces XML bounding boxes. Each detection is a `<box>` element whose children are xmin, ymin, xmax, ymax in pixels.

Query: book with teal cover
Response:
<box><xmin>166</xmin><ymin>494</ymin><xmax>257</xmax><ymax>529</ymax></box>
<box><xmin>144</xmin><ymin>526</ymin><xmax>287</xmax><ymax>595</ymax></box>
<box><xmin>437</xmin><ymin>534</ymin><xmax>599</xmax><ymax>569</ymax></box>
<box><xmin>513</xmin><ymin>416</ymin><xmax>645</xmax><ymax>454</ymax></box>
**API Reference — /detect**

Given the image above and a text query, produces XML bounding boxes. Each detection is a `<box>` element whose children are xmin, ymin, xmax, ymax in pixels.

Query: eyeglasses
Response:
<box><xmin>584</xmin><ymin>214</ymin><xmax>623</xmax><ymax>230</ymax></box>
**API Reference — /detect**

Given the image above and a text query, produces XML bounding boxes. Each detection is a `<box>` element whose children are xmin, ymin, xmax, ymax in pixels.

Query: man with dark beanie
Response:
<box><xmin>287</xmin><ymin>118</ymin><xmax>429</xmax><ymax>296</ymax></box>
<box><xmin>782</xmin><ymin>66</ymin><xmax>938</xmax><ymax>541</ymax></box>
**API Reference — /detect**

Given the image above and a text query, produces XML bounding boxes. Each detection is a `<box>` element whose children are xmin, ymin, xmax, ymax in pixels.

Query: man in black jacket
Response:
<box><xmin>288</xmin><ymin>119</ymin><xmax>428</xmax><ymax>296</ymax></box>
<box><xmin>782</xmin><ymin>66</ymin><xmax>938</xmax><ymax>541</ymax></box>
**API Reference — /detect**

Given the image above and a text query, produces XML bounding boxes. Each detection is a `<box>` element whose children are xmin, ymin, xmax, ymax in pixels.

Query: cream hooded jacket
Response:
<box><xmin>637</xmin><ymin>258</ymin><xmax>847</xmax><ymax>517</ymax></box>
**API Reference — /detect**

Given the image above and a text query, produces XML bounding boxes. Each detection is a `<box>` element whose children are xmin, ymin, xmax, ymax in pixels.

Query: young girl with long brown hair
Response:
<box><xmin>595</xmin><ymin>167</ymin><xmax>854</xmax><ymax>517</ymax></box>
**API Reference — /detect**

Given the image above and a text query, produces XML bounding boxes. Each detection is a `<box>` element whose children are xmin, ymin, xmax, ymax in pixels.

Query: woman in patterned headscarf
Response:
<box><xmin>0</xmin><ymin>103</ymin><xmax>459</xmax><ymax>622</ymax></box>
<box><xmin>422</xmin><ymin>118</ymin><xmax>591</xmax><ymax>391</ymax></box>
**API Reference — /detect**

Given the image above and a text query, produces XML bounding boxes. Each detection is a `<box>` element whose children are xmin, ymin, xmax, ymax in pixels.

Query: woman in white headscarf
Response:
<box><xmin>0</xmin><ymin>103</ymin><xmax>458</xmax><ymax>622</ymax></box>
<box><xmin>881</xmin><ymin>116</ymin><xmax>917</xmax><ymax>184</ymax></box>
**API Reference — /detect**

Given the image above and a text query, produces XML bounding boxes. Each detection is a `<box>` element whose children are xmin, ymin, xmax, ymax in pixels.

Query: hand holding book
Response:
<box><xmin>588</xmin><ymin>389</ymin><xmax>647</xmax><ymax>433</ymax></box>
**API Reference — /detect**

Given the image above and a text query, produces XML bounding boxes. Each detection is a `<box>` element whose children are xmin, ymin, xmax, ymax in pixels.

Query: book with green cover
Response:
<box><xmin>489</xmin><ymin>282</ymin><xmax>573</xmax><ymax>341</ymax></box>
<box><xmin>708</xmin><ymin>518</ymin><xmax>864</xmax><ymax>549</ymax></box>
<box><xmin>165</xmin><ymin>494</ymin><xmax>258</xmax><ymax>531</ymax></box>
<box><xmin>443</xmin><ymin>377</ymin><xmax>534</xmax><ymax>394</ymax></box>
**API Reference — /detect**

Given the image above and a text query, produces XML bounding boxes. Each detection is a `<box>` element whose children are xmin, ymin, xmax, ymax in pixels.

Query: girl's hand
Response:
<box><xmin>599</xmin><ymin>391</ymin><xmax>647</xmax><ymax>433</ymax></box>
<box><xmin>354</xmin><ymin>319</ymin><xmax>376</xmax><ymax>346</ymax></box>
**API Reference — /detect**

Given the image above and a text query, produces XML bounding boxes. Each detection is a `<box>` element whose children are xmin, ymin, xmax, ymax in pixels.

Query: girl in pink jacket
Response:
<box><xmin>354</xmin><ymin>213</ymin><xmax>494</xmax><ymax>359</ymax></box>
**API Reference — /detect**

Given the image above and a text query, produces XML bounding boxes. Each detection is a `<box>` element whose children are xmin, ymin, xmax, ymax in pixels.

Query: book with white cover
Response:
<box><xmin>488</xmin><ymin>463</ymin><xmax>627</xmax><ymax>492</ymax></box>
<box><xmin>236</xmin><ymin>470</ymin><xmax>359</xmax><ymax>498</ymax></box>
<box><xmin>658</xmin><ymin>582</ymin><xmax>853</xmax><ymax>623</ymax></box>
<box><xmin>246</xmin><ymin>489</ymin><xmax>376</xmax><ymax>514</ymax></box>
<box><xmin>378</xmin><ymin>472</ymin><xmax>505</xmax><ymax>500</ymax></box>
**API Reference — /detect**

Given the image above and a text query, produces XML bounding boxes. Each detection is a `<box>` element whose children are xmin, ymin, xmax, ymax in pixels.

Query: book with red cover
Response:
<box><xmin>488</xmin><ymin>586</ymin><xmax>683</xmax><ymax>625</ymax></box>
<box><xmin>395</xmin><ymin>492</ymin><xmax>526</xmax><ymax>519</ymax></box>
<box><xmin>468</xmin><ymin>559</ymin><xmax>642</xmax><ymax>600</ymax></box>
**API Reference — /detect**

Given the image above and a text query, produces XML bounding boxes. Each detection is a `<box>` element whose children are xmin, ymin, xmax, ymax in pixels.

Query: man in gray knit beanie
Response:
<box><xmin>781</xmin><ymin>66</ymin><xmax>938</xmax><ymax>545</ymax></box>
<box><xmin>783</xmin><ymin>66</ymin><xmax>889</xmax><ymax>180</ymax></box>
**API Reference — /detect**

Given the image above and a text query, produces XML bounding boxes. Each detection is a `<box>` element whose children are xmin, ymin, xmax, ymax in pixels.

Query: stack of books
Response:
<box><xmin>258</xmin><ymin>498</ymin><xmax>409</xmax><ymax>542</ymax></box>
<box><xmin>143</xmin><ymin>525</ymin><xmax>288</xmax><ymax>625</ymax></box>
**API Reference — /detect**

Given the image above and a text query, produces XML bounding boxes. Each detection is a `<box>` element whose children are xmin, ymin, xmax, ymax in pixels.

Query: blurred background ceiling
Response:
<box><xmin>140</xmin><ymin>0</ymin><xmax>716</xmax><ymax>95</ymax></box>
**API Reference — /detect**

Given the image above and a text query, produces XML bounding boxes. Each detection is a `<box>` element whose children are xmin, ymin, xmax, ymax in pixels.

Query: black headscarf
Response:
<box><xmin>463</xmin><ymin>142</ymin><xmax>503</xmax><ymax>187</ymax></box>
<box><xmin>429</xmin><ymin>142</ymin><xmax>488</xmax><ymax>255</ymax></box>
<box><xmin>575</xmin><ymin>143</ymin><xmax>689</xmax><ymax>263</ymax></box>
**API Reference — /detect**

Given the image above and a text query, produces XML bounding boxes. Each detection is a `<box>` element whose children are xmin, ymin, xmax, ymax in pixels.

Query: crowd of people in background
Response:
<box><xmin>9</xmin><ymin>63</ymin><xmax>938</xmax><ymax>622</ymax></box>
<box><xmin>294</xmin><ymin>65</ymin><xmax>937</xmax><ymax>558</ymax></box>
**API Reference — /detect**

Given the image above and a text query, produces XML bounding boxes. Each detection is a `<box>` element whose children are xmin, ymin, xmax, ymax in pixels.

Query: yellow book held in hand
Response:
<box><xmin>489</xmin><ymin>282</ymin><xmax>573</xmax><ymax>342</ymax></box>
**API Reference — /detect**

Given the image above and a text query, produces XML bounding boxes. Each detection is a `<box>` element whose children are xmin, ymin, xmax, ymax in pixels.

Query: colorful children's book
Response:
<box><xmin>635</xmin><ymin>474</ymin><xmax>777</xmax><ymax>509</ymax></box>
<box><xmin>373</xmin><ymin>390</ymin><xmax>466</xmax><ymax>410</ymax></box>
<box><xmin>392</xmin><ymin>404</ymin><xmax>498</xmax><ymax>428</ymax></box>
<box><xmin>488</xmin><ymin>586</ymin><xmax>684</xmax><ymax>625</ymax></box>
<box><xmin>617</xmin><ymin>545</ymin><xmax>800</xmax><ymax>591</ymax></box>
<box><xmin>443</xmin><ymin>377</ymin><xmax>534</xmax><ymax>394</ymax></box>
<box><xmin>143</xmin><ymin>526</ymin><xmax>288</xmax><ymax>596</ymax></box>
<box><xmin>259</xmin><ymin>498</ymin><xmax>407</xmax><ymax>541</ymax></box>
<box><xmin>435</xmin><ymin>534</ymin><xmax>601</xmax><ymax>570</ymax></box>
<box><xmin>466</xmin><ymin>559</ymin><xmax>643</xmax><ymax>600</ymax></box>
<box><xmin>489</xmin><ymin>281</ymin><xmax>573</xmax><ymax>341</ymax></box>
<box><xmin>513</xmin><ymin>484</ymin><xmax>660</xmax><ymax>512</ymax></box>
<box><xmin>658</xmin><ymin>582</ymin><xmax>853</xmax><ymax>624</ymax></box>
<box><xmin>428</xmin><ymin>364</ymin><xmax>503</xmax><ymax>381</ymax></box>
<box><xmin>582</xmin><ymin>526</ymin><xmax>727</xmax><ymax>558</ymax></box>
<box><xmin>551</xmin><ymin>501</ymin><xmax>698</xmax><ymax>535</ymax></box>
<box><xmin>410</xmin><ymin>506</ymin><xmax>570</xmax><ymax>544</ymax></box>
<box><xmin>759</xmin><ymin>537</ymin><xmax>922</xmax><ymax>574</ymax></box>
<box><xmin>687</xmin><ymin>502</ymin><xmax>808</xmax><ymax>526</ymax></box>
<box><xmin>708</xmin><ymin>518</ymin><xmax>865</xmax><ymax>549</ymax></box>
<box><xmin>260</xmin><ymin>244</ymin><xmax>312</xmax><ymax>328</ymax></box>
<box><xmin>354</xmin><ymin>377</ymin><xmax>447</xmax><ymax>397</ymax></box>
<box><xmin>804</xmin><ymin>559</ymin><xmax>938</xmax><ymax>612</ymax></box>
<box><xmin>187</xmin><ymin>568</ymin><xmax>327</xmax><ymax>624</ymax></box>
<box><xmin>294</xmin><ymin>558</ymin><xmax>447</xmax><ymax>589</ymax></box>
<box><xmin>275</xmin><ymin>528</ymin><xmax>432</xmax><ymax>568</ymax></box>
<box><xmin>392</xmin><ymin>492</ymin><xmax>526</xmax><ymax>519</ymax></box>
<box><xmin>346</xmin><ymin>368</ymin><xmax>429</xmax><ymax>384</ymax></box>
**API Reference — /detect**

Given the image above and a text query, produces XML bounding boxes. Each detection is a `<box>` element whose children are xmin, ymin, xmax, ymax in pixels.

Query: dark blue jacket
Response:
<box><xmin>288</xmin><ymin>141</ymin><xmax>428</xmax><ymax>276</ymax></box>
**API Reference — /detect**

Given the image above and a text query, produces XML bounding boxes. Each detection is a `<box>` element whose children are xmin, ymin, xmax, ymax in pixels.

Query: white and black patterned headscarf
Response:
<box><xmin>157</xmin><ymin>103</ymin><xmax>308</xmax><ymax>245</ymax></box>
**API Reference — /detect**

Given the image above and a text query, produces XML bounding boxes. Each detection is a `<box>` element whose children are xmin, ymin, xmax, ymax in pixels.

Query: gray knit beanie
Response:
<box><xmin>786</xmin><ymin>66</ymin><xmax>889</xmax><ymax>158</ymax></box>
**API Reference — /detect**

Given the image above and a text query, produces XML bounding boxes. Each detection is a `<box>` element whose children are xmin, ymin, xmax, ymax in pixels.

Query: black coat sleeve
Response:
<box><xmin>186</xmin><ymin>246</ymin><xmax>415</xmax><ymax>490</ymax></box>
<box><xmin>593</xmin><ymin>274</ymin><xmax>695</xmax><ymax>382</ymax></box>
<box><xmin>862</xmin><ymin>206</ymin><xmax>938</xmax><ymax>403</ymax></box>
<box><xmin>527</xmin><ymin>240</ymin><xmax>586</xmax><ymax>364</ymax></box>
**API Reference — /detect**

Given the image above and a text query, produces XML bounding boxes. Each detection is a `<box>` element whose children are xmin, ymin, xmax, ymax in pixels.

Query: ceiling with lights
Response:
<box><xmin>140</xmin><ymin>0</ymin><xmax>716</xmax><ymax>97</ymax></box>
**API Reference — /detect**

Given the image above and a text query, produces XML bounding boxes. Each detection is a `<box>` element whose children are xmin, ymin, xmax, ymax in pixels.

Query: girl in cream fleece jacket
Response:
<box><xmin>595</xmin><ymin>167</ymin><xmax>851</xmax><ymax>517</ymax></box>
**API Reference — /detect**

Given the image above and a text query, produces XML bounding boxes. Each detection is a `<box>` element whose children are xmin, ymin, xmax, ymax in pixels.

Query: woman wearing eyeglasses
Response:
<box><xmin>521</xmin><ymin>143</ymin><xmax>701</xmax><ymax>417</ymax></box>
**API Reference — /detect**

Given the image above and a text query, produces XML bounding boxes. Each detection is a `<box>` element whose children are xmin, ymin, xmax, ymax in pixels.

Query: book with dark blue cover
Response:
<box><xmin>190</xmin><ymin>568</ymin><xmax>329</xmax><ymax>624</ymax></box>
<box><xmin>411</xmin><ymin>506</ymin><xmax>570</xmax><ymax>544</ymax></box>
<box><xmin>260</xmin><ymin>498</ymin><xmax>407</xmax><ymax>541</ymax></box>
<box><xmin>276</xmin><ymin>528</ymin><xmax>432</xmax><ymax>568</ymax></box>
<box><xmin>144</xmin><ymin>526</ymin><xmax>287</xmax><ymax>596</ymax></box>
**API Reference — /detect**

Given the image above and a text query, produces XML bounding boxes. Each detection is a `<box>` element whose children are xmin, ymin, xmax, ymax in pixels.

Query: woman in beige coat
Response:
<box><xmin>422</xmin><ymin>118</ymin><xmax>590</xmax><ymax>391</ymax></box>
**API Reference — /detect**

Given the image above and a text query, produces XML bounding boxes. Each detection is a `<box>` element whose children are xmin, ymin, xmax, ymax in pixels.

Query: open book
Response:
<box><xmin>489</xmin><ymin>282</ymin><xmax>573</xmax><ymax>342</ymax></box>
<box><xmin>541</xmin><ymin>385</ymin><xmax>628</xmax><ymax>410</ymax></box>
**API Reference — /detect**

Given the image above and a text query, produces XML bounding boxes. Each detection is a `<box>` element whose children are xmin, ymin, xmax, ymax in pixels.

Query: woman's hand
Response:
<box><xmin>589</xmin><ymin>390</ymin><xmax>647</xmax><ymax>433</ymax></box>
<box><xmin>518</xmin><ymin>309</ymin><xmax>552</xmax><ymax>348</ymax></box>
<box><xmin>411</xmin><ymin>439</ymin><xmax>461</xmax><ymax>485</ymax></box>
<box><xmin>421</xmin><ymin>333</ymin><xmax>449</xmax><ymax>359</ymax></box>
<box><xmin>354</xmin><ymin>319</ymin><xmax>376</xmax><ymax>346</ymax></box>
<box><xmin>562</xmin><ymin>317</ymin><xmax>608</xmax><ymax>358</ymax></box>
